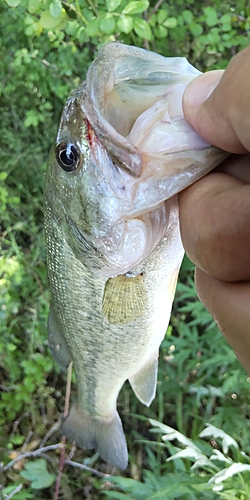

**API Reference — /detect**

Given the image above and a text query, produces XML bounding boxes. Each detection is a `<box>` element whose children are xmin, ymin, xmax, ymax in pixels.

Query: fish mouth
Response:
<box><xmin>80</xmin><ymin>43</ymin><xmax>228</xmax><ymax>189</ymax></box>
<box><xmin>79</xmin><ymin>42</ymin><xmax>201</xmax><ymax>178</ymax></box>
<box><xmin>66</xmin><ymin>42</ymin><xmax>227</xmax><ymax>208</ymax></box>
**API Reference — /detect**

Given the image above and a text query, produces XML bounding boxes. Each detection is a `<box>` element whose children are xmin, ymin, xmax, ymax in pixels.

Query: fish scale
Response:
<box><xmin>44</xmin><ymin>42</ymin><xmax>228</xmax><ymax>469</ymax></box>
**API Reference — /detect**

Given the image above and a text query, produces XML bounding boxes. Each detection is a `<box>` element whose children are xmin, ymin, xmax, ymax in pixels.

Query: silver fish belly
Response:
<box><xmin>44</xmin><ymin>42</ymin><xmax>227</xmax><ymax>470</ymax></box>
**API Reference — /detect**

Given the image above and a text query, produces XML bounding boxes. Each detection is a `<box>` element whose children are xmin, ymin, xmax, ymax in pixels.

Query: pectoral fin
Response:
<box><xmin>48</xmin><ymin>305</ymin><xmax>72</xmax><ymax>371</ymax></box>
<box><xmin>129</xmin><ymin>353</ymin><xmax>158</xmax><ymax>406</ymax></box>
<box><xmin>102</xmin><ymin>274</ymin><xmax>146</xmax><ymax>324</ymax></box>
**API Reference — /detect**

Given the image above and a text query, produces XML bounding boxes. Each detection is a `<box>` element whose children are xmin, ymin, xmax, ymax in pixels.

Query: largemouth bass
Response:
<box><xmin>44</xmin><ymin>43</ymin><xmax>226</xmax><ymax>470</ymax></box>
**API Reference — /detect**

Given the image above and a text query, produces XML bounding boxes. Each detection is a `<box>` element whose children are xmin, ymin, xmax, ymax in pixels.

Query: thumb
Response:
<box><xmin>182</xmin><ymin>46</ymin><xmax>250</xmax><ymax>154</ymax></box>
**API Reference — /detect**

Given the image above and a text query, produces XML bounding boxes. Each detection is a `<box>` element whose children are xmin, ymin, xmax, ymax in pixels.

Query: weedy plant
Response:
<box><xmin>1</xmin><ymin>0</ymin><xmax>250</xmax><ymax>498</ymax></box>
<box><xmin>101</xmin><ymin>421</ymin><xmax>250</xmax><ymax>499</ymax></box>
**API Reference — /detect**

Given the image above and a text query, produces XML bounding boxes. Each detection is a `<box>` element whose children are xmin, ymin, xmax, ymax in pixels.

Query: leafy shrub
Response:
<box><xmin>102</xmin><ymin>421</ymin><xmax>250</xmax><ymax>499</ymax></box>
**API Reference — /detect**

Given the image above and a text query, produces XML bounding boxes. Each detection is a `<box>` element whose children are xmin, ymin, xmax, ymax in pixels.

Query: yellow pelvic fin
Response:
<box><xmin>102</xmin><ymin>274</ymin><xmax>147</xmax><ymax>324</ymax></box>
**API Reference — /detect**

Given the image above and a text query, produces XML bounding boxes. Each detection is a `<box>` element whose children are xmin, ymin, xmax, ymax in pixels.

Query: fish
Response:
<box><xmin>44</xmin><ymin>42</ymin><xmax>227</xmax><ymax>470</ymax></box>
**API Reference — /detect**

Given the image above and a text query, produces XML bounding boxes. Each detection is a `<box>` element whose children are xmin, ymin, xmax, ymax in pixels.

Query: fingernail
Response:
<box><xmin>184</xmin><ymin>70</ymin><xmax>224</xmax><ymax>108</ymax></box>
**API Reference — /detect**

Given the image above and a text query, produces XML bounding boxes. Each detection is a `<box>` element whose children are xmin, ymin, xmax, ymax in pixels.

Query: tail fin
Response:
<box><xmin>62</xmin><ymin>404</ymin><xmax>128</xmax><ymax>470</ymax></box>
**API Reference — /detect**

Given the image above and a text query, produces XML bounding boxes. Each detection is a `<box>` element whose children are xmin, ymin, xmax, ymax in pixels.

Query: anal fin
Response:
<box><xmin>48</xmin><ymin>305</ymin><xmax>72</xmax><ymax>371</ymax></box>
<box><xmin>129</xmin><ymin>353</ymin><xmax>158</xmax><ymax>406</ymax></box>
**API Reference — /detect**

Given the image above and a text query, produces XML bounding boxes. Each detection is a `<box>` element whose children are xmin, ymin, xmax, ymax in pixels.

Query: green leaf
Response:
<box><xmin>4</xmin><ymin>0</ymin><xmax>20</xmax><ymax>6</ymax></box>
<box><xmin>49</xmin><ymin>0</ymin><xmax>62</xmax><ymax>18</ymax></box>
<box><xmin>20</xmin><ymin>459</ymin><xmax>55</xmax><ymax>489</ymax></box>
<box><xmin>100</xmin><ymin>15</ymin><xmax>116</xmax><ymax>34</ymax></box>
<box><xmin>86</xmin><ymin>17</ymin><xmax>101</xmax><ymax>36</ymax></box>
<box><xmin>117</xmin><ymin>15</ymin><xmax>133</xmax><ymax>33</ymax></box>
<box><xmin>65</xmin><ymin>19</ymin><xmax>80</xmax><ymax>37</ymax></box>
<box><xmin>11</xmin><ymin>434</ymin><xmax>25</xmax><ymax>445</ymax></box>
<box><xmin>24</xmin><ymin>377</ymin><xmax>36</xmax><ymax>393</ymax></box>
<box><xmin>148</xmin><ymin>13</ymin><xmax>156</xmax><ymax>27</ymax></box>
<box><xmin>204</xmin><ymin>6</ymin><xmax>218</xmax><ymax>27</ymax></box>
<box><xmin>222</xmin><ymin>22</ymin><xmax>231</xmax><ymax>32</ymax></box>
<box><xmin>24</xmin><ymin>110</ymin><xmax>40</xmax><ymax>128</ymax></box>
<box><xmin>182</xmin><ymin>9</ymin><xmax>193</xmax><ymax>24</ymax></box>
<box><xmin>24</xmin><ymin>14</ymin><xmax>35</xmax><ymax>25</ymax></box>
<box><xmin>155</xmin><ymin>25</ymin><xmax>167</xmax><ymax>38</ymax></box>
<box><xmin>163</xmin><ymin>17</ymin><xmax>177</xmax><ymax>29</ymax></box>
<box><xmin>7</xmin><ymin>343</ymin><xmax>17</xmax><ymax>352</ymax></box>
<box><xmin>28</xmin><ymin>0</ymin><xmax>42</xmax><ymax>14</ymax></box>
<box><xmin>133</xmin><ymin>18</ymin><xmax>151</xmax><ymax>40</ymax></box>
<box><xmin>207</xmin><ymin>27</ymin><xmax>220</xmax><ymax>45</ymax></box>
<box><xmin>122</xmin><ymin>0</ymin><xmax>149</xmax><ymax>15</ymax></box>
<box><xmin>0</xmin><ymin>172</ymin><xmax>8</xmax><ymax>181</ymax></box>
<box><xmin>189</xmin><ymin>22</ymin><xmax>203</xmax><ymax>36</ymax></box>
<box><xmin>105</xmin><ymin>476</ymin><xmax>150</xmax><ymax>497</ymax></box>
<box><xmin>157</xmin><ymin>9</ymin><xmax>168</xmax><ymax>24</ymax></box>
<box><xmin>220</xmin><ymin>13</ymin><xmax>231</xmax><ymax>24</ymax></box>
<box><xmin>40</xmin><ymin>10</ymin><xmax>65</xmax><ymax>29</ymax></box>
<box><xmin>106</xmin><ymin>0</ymin><xmax>121</xmax><ymax>12</ymax></box>
<box><xmin>24</xmin><ymin>25</ymin><xmax>33</xmax><ymax>36</ymax></box>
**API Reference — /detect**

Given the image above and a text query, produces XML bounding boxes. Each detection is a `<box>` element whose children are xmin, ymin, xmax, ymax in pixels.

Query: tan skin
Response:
<box><xmin>179</xmin><ymin>45</ymin><xmax>250</xmax><ymax>374</ymax></box>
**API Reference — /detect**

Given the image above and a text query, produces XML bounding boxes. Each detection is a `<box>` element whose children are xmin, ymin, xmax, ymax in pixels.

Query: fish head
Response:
<box><xmin>45</xmin><ymin>43</ymin><xmax>228</xmax><ymax>278</ymax></box>
<box><xmin>45</xmin><ymin>83</ymin><xmax>163</xmax><ymax>277</ymax></box>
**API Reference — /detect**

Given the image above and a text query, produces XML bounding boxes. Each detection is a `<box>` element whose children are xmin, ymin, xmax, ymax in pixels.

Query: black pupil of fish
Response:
<box><xmin>56</xmin><ymin>143</ymin><xmax>80</xmax><ymax>172</ymax></box>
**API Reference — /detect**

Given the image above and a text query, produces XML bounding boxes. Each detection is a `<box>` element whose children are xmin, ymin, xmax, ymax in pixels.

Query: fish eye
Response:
<box><xmin>56</xmin><ymin>143</ymin><xmax>80</xmax><ymax>172</ymax></box>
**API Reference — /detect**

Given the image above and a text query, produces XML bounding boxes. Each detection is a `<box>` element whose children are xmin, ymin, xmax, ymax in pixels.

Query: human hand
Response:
<box><xmin>179</xmin><ymin>45</ymin><xmax>250</xmax><ymax>374</ymax></box>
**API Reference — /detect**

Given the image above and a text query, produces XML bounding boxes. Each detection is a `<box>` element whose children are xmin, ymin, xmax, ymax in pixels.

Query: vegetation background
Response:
<box><xmin>1</xmin><ymin>0</ymin><xmax>250</xmax><ymax>498</ymax></box>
